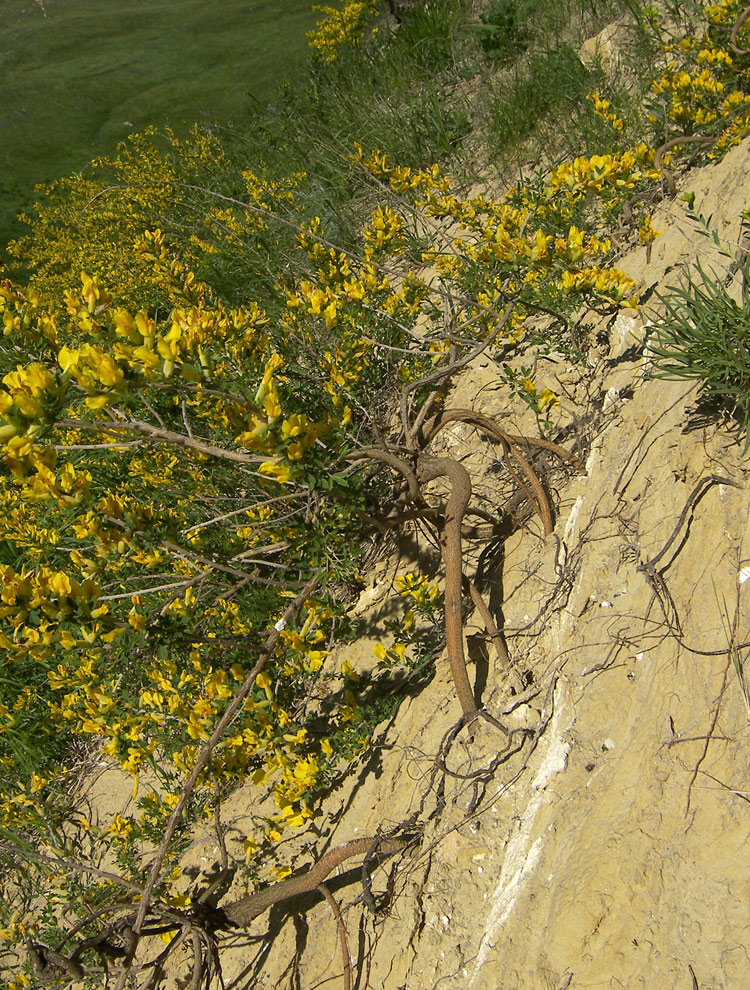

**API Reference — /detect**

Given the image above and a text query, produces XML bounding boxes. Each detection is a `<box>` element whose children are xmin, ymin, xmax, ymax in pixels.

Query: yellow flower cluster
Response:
<box><xmin>559</xmin><ymin>266</ymin><xmax>636</xmax><ymax>302</ymax></box>
<box><xmin>286</xmin><ymin>210</ymin><xmax>423</xmax><ymax>405</ymax></box>
<box><xmin>515</xmin><ymin>376</ymin><xmax>560</xmax><ymax>414</ymax></box>
<box><xmin>0</xmin><ymin>362</ymin><xmax>59</xmax><ymax>442</ymax></box>
<box><xmin>588</xmin><ymin>91</ymin><xmax>625</xmax><ymax>132</ymax></box>
<box><xmin>546</xmin><ymin>145</ymin><xmax>660</xmax><ymax>200</ymax></box>
<box><xmin>372</xmin><ymin>639</ymin><xmax>407</xmax><ymax>668</ymax></box>
<box><xmin>0</xmin><ymin>280</ymin><xmax>57</xmax><ymax>345</ymax></box>
<box><xmin>8</xmin><ymin>127</ymin><xmax>235</xmax><ymax>306</ymax></box>
<box><xmin>652</xmin><ymin>62</ymin><xmax>727</xmax><ymax>127</ymax></box>
<box><xmin>40</xmin><ymin>594</ymin><xmax>333</xmax><ymax>841</ymax></box>
<box><xmin>355</xmin><ymin>140</ymin><xmax>646</xmax><ymax>335</ymax></box>
<box><xmin>649</xmin><ymin>0</ymin><xmax>750</xmax><ymax>157</ymax></box>
<box><xmin>0</xmin><ymin>563</ymin><xmax>102</xmax><ymax>661</ymax></box>
<box><xmin>280</xmin><ymin>600</ymin><xmax>331</xmax><ymax>673</ymax></box>
<box><xmin>307</xmin><ymin>0</ymin><xmax>380</xmax><ymax>63</ymax></box>
<box><xmin>363</xmin><ymin>204</ymin><xmax>404</xmax><ymax>257</ymax></box>
<box><xmin>394</xmin><ymin>572</ymin><xmax>441</xmax><ymax>608</ymax></box>
<box><xmin>0</xmin><ymin>166</ymin><xmax>373</xmax><ymax>855</ymax></box>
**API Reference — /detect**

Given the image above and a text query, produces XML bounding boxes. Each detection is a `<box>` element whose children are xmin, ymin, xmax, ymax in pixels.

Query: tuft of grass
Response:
<box><xmin>485</xmin><ymin>42</ymin><xmax>601</xmax><ymax>159</ymax></box>
<box><xmin>473</xmin><ymin>0</ymin><xmax>642</xmax><ymax>164</ymax></box>
<box><xmin>474</xmin><ymin>0</ymin><xmax>536</xmax><ymax>65</ymax></box>
<box><xmin>648</xmin><ymin>217</ymin><xmax>750</xmax><ymax>447</ymax></box>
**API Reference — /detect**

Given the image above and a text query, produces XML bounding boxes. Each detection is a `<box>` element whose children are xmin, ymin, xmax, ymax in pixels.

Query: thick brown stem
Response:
<box><xmin>424</xmin><ymin>409</ymin><xmax>555</xmax><ymax>536</ymax></box>
<box><xmin>653</xmin><ymin>134</ymin><xmax>715</xmax><ymax>168</ymax></box>
<box><xmin>730</xmin><ymin>6</ymin><xmax>750</xmax><ymax>55</ymax></box>
<box><xmin>222</xmin><ymin>837</ymin><xmax>405</xmax><ymax>926</ymax></box>
<box><xmin>417</xmin><ymin>456</ymin><xmax>478</xmax><ymax>717</ymax></box>
<box><xmin>464</xmin><ymin>577</ymin><xmax>510</xmax><ymax>668</ymax></box>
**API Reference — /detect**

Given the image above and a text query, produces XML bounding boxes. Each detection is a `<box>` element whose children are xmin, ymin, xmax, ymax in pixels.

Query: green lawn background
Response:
<box><xmin>0</xmin><ymin>0</ymin><xmax>319</xmax><ymax>246</ymax></box>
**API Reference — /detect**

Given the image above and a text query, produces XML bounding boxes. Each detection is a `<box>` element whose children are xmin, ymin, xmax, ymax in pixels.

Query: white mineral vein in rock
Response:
<box><xmin>469</xmin><ymin>687</ymin><xmax>570</xmax><ymax>986</ymax></box>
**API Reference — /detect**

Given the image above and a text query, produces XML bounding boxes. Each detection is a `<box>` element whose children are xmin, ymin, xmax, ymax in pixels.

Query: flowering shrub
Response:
<box><xmin>0</xmin><ymin>123</ymin><xmax>644</xmax><ymax>965</ymax></box>
<box><xmin>3</xmin><ymin>0</ymin><xmax>750</xmax><ymax>981</ymax></box>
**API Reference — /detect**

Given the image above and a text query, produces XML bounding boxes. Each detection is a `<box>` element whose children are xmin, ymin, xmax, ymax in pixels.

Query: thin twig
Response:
<box><xmin>685</xmin><ymin>654</ymin><xmax>732</xmax><ymax>817</ymax></box>
<box><xmin>346</xmin><ymin>447</ymin><xmax>420</xmax><ymax>501</ymax></box>
<box><xmin>638</xmin><ymin>475</ymin><xmax>740</xmax><ymax>573</ymax></box>
<box><xmin>400</xmin><ymin>298</ymin><xmax>518</xmax><ymax>443</ymax></box>
<box><xmin>183</xmin><ymin>492</ymin><xmax>299</xmax><ymax>534</ymax></box>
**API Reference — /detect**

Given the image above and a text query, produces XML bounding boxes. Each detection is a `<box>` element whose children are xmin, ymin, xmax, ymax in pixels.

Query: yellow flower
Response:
<box><xmin>538</xmin><ymin>388</ymin><xmax>559</xmax><ymax>411</ymax></box>
<box><xmin>281</xmin><ymin>805</ymin><xmax>306</xmax><ymax>828</ymax></box>
<box><xmin>305</xmin><ymin>649</ymin><xmax>327</xmax><ymax>671</ymax></box>
<box><xmin>166</xmin><ymin>891</ymin><xmax>191</xmax><ymax>909</ymax></box>
<box><xmin>108</xmin><ymin>813</ymin><xmax>134</xmax><ymax>838</ymax></box>
<box><xmin>29</xmin><ymin>773</ymin><xmax>48</xmax><ymax>793</ymax></box>
<box><xmin>566</xmin><ymin>226</ymin><xmax>585</xmax><ymax>262</ymax></box>
<box><xmin>258</xmin><ymin>459</ymin><xmax>292</xmax><ymax>484</ymax></box>
<box><xmin>129</xmin><ymin>609</ymin><xmax>146</xmax><ymax>631</ymax></box>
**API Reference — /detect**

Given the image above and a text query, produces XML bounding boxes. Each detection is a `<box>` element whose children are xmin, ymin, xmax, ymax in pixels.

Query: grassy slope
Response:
<box><xmin>0</xmin><ymin>0</ymin><xmax>319</xmax><ymax>246</ymax></box>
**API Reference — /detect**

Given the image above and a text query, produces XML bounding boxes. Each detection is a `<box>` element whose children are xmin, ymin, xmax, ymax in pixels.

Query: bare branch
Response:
<box><xmin>55</xmin><ymin>417</ymin><xmax>267</xmax><ymax>464</ymax></box>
